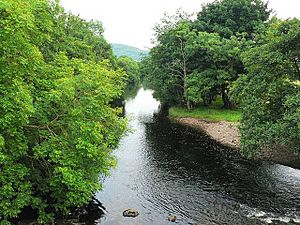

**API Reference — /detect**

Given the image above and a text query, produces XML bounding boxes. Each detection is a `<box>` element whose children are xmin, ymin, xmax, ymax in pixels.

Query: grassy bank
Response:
<box><xmin>169</xmin><ymin>106</ymin><xmax>242</xmax><ymax>122</ymax></box>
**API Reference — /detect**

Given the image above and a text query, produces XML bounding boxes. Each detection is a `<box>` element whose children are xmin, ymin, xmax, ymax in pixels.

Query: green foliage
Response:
<box><xmin>142</xmin><ymin>19</ymin><xmax>196</xmax><ymax>106</ymax></box>
<box><xmin>231</xmin><ymin>19</ymin><xmax>300</xmax><ymax>157</ymax></box>
<box><xmin>186</xmin><ymin>33</ymin><xmax>247</xmax><ymax>108</ymax></box>
<box><xmin>195</xmin><ymin>0</ymin><xmax>270</xmax><ymax>39</ymax></box>
<box><xmin>111</xmin><ymin>44</ymin><xmax>148</xmax><ymax>61</ymax></box>
<box><xmin>142</xmin><ymin>9</ymin><xmax>252</xmax><ymax>108</ymax></box>
<box><xmin>24</xmin><ymin>0</ymin><xmax>115</xmax><ymax>65</ymax></box>
<box><xmin>0</xmin><ymin>0</ymin><xmax>126</xmax><ymax>223</ymax></box>
<box><xmin>117</xmin><ymin>56</ymin><xmax>140</xmax><ymax>86</ymax></box>
<box><xmin>141</xmin><ymin>0</ymin><xmax>299</xmax><ymax>160</ymax></box>
<box><xmin>116</xmin><ymin>56</ymin><xmax>141</xmax><ymax>102</ymax></box>
<box><xmin>188</xmin><ymin>0</ymin><xmax>271</xmax><ymax>108</ymax></box>
<box><xmin>141</xmin><ymin>55</ymin><xmax>183</xmax><ymax>105</ymax></box>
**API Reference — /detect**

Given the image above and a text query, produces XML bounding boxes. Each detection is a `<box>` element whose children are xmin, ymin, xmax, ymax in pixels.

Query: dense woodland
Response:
<box><xmin>141</xmin><ymin>0</ymin><xmax>300</xmax><ymax>158</ymax></box>
<box><xmin>0</xmin><ymin>0</ymin><xmax>299</xmax><ymax>223</ymax></box>
<box><xmin>0</xmin><ymin>0</ymin><xmax>141</xmax><ymax>223</ymax></box>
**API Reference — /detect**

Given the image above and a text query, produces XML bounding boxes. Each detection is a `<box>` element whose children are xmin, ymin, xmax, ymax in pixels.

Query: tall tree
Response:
<box><xmin>143</xmin><ymin>18</ymin><xmax>198</xmax><ymax>108</ymax></box>
<box><xmin>189</xmin><ymin>0</ymin><xmax>271</xmax><ymax>108</ymax></box>
<box><xmin>0</xmin><ymin>0</ymin><xmax>126</xmax><ymax>223</ymax></box>
<box><xmin>186</xmin><ymin>33</ymin><xmax>246</xmax><ymax>108</ymax></box>
<box><xmin>195</xmin><ymin>0</ymin><xmax>270</xmax><ymax>39</ymax></box>
<box><xmin>37</xmin><ymin>2</ymin><xmax>114</xmax><ymax>63</ymax></box>
<box><xmin>231</xmin><ymin>19</ymin><xmax>300</xmax><ymax>157</ymax></box>
<box><xmin>143</xmin><ymin>18</ymin><xmax>247</xmax><ymax>109</ymax></box>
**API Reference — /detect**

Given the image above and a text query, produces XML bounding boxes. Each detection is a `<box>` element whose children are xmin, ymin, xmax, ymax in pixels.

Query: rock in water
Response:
<box><xmin>168</xmin><ymin>215</ymin><xmax>177</xmax><ymax>222</ymax></box>
<box><xmin>123</xmin><ymin>209</ymin><xmax>139</xmax><ymax>217</ymax></box>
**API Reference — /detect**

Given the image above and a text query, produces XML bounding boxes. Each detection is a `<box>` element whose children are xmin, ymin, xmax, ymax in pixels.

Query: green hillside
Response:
<box><xmin>111</xmin><ymin>43</ymin><xmax>148</xmax><ymax>61</ymax></box>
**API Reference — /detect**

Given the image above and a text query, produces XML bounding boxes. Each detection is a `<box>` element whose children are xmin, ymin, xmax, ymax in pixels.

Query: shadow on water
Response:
<box><xmin>143</xmin><ymin>113</ymin><xmax>300</xmax><ymax>224</ymax></box>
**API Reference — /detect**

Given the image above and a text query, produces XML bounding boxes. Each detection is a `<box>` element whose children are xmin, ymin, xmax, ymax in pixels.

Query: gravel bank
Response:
<box><xmin>174</xmin><ymin>117</ymin><xmax>240</xmax><ymax>149</ymax></box>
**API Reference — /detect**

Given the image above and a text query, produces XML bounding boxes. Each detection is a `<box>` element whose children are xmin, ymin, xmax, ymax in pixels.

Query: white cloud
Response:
<box><xmin>60</xmin><ymin>0</ymin><xmax>300</xmax><ymax>49</ymax></box>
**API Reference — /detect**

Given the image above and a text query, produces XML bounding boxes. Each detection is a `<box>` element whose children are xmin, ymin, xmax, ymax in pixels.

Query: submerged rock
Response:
<box><xmin>168</xmin><ymin>215</ymin><xmax>177</xmax><ymax>222</ymax></box>
<box><xmin>123</xmin><ymin>209</ymin><xmax>139</xmax><ymax>217</ymax></box>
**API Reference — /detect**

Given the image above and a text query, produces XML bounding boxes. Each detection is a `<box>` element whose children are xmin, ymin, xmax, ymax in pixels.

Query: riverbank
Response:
<box><xmin>169</xmin><ymin>105</ymin><xmax>241</xmax><ymax>149</ymax></box>
<box><xmin>172</xmin><ymin>117</ymin><xmax>300</xmax><ymax>169</ymax></box>
<box><xmin>173</xmin><ymin>117</ymin><xmax>240</xmax><ymax>149</ymax></box>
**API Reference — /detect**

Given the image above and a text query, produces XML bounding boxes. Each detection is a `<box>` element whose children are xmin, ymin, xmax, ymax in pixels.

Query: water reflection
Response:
<box><xmin>96</xmin><ymin>88</ymin><xmax>300</xmax><ymax>225</ymax></box>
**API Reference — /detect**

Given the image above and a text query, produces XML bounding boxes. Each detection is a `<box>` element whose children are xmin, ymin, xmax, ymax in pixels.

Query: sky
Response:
<box><xmin>60</xmin><ymin>0</ymin><xmax>300</xmax><ymax>50</ymax></box>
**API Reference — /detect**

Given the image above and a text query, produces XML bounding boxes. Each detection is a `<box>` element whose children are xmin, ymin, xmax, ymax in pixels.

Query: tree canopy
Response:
<box><xmin>117</xmin><ymin>56</ymin><xmax>140</xmax><ymax>87</ymax></box>
<box><xmin>231</xmin><ymin>19</ymin><xmax>300</xmax><ymax>157</ymax></box>
<box><xmin>0</xmin><ymin>0</ymin><xmax>126</xmax><ymax>223</ymax></box>
<box><xmin>142</xmin><ymin>1</ymin><xmax>261</xmax><ymax>109</ymax></box>
<box><xmin>194</xmin><ymin>0</ymin><xmax>270</xmax><ymax>39</ymax></box>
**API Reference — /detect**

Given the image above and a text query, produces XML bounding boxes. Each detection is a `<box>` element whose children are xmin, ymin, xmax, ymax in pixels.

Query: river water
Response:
<box><xmin>95</xmin><ymin>88</ymin><xmax>300</xmax><ymax>225</ymax></box>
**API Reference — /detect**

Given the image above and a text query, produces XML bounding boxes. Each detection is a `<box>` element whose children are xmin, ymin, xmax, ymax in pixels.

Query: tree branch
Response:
<box><xmin>25</xmin><ymin>114</ymin><xmax>62</xmax><ymax>136</ymax></box>
<box><xmin>293</xmin><ymin>58</ymin><xmax>300</xmax><ymax>79</ymax></box>
<box><xmin>166</xmin><ymin>66</ymin><xmax>184</xmax><ymax>79</ymax></box>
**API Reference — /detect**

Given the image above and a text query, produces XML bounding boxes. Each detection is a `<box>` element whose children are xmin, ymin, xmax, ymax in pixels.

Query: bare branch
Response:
<box><xmin>174</xmin><ymin>83</ymin><xmax>184</xmax><ymax>89</ymax></box>
<box><xmin>166</xmin><ymin>67</ymin><xmax>184</xmax><ymax>79</ymax></box>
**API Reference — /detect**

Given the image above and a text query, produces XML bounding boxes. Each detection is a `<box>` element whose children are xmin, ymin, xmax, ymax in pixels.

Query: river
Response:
<box><xmin>95</xmin><ymin>88</ymin><xmax>300</xmax><ymax>225</ymax></box>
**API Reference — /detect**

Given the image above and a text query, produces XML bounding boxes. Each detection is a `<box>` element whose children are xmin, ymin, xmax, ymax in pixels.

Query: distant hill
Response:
<box><xmin>111</xmin><ymin>44</ymin><xmax>148</xmax><ymax>61</ymax></box>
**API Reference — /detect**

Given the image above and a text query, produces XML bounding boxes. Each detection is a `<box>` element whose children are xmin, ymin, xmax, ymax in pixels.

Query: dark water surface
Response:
<box><xmin>95</xmin><ymin>88</ymin><xmax>300</xmax><ymax>225</ymax></box>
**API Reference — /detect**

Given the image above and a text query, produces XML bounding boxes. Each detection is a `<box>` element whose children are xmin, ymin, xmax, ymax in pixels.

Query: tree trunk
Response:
<box><xmin>221</xmin><ymin>88</ymin><xmax>232</xmax><ymax>109</ymax></box>
<box><xmin>183</xmin><ymin>79</ymin><xmax>191</xmax><ymax>110</ymax></box>
<box><xmin>179</xmin><ymin>37</ymin><xmax>192</xmax><ymax>110</ymax></box>
<box><xmin>187</xmin><ymin>100</ymin><xmax>192</xmax><ymax>110</ymax></box>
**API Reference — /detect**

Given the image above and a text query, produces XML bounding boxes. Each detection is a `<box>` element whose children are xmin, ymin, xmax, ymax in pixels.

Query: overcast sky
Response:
<box><xmin>60</xmin><ymin>0</ymin><xmax>300</xmax><ymax>50</ymax></box>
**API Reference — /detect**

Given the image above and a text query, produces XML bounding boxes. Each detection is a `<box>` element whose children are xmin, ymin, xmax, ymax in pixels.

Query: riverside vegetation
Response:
<box><xmin>0</xmin><ymin>0</ymin><xmax>141</xmax><ymax>223</ymax></box>
<box><xmin>169</xmin><ymin>97</ymin><xmax>242</xmax><ymax>122</ymax></box>
<box><xmin>141</xmin><ymin>0</ymin><xmax>300</xmax><ymax>159</ymax></box>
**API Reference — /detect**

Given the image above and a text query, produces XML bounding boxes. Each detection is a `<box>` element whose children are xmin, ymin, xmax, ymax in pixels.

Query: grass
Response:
<box><xmin>169</xmin><ymin>98</ymin><xmax>242</xmax><ymax>122</ymax></box>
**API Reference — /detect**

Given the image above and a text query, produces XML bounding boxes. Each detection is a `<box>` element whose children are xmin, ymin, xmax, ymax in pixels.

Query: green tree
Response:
<box><xmin>194</xmin><ymin>0</ymin><xmax>270</xmax><ymax>39</ymax></box>
<box><xmin>0</xmin><ymin>0</ymin><xmax>42</xmax><ymax>220</ymax></box>
<box><xmin>142</xmin><ymin>15</ymin><xmax>247</xmax><ymax>109</ymax></box>
<box><xmin>0</xmin><ymin>0</ymin><xmax>126</xmax><ymax>223</ymax></box>
<box><xmin>186</xmin><ymin>33</ymin><xmax>247</xmax><ymax>108</ymax></box>
<box><xmin>117</xmin><ymin>56</ymin><xmax>140</xmax><ymax>87</ymax></box>
<box><xmin>143</xmin><ymin>18</ymin><xmax>197</xmax><ymax>108</ymax></box>
<box><xmin>189</xmin><ymin>0</ymin><xmax>271</xmax><ymax>108</ymax></box>
<box><xmin>231</xmin><ymin>19</ymin><xmax>300</xmax><ymax>157</ymax></box>
<box><xmin>37</xmin><ymin>2</ymin><xmax>114</xmax><ymax>63</ymax></box>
